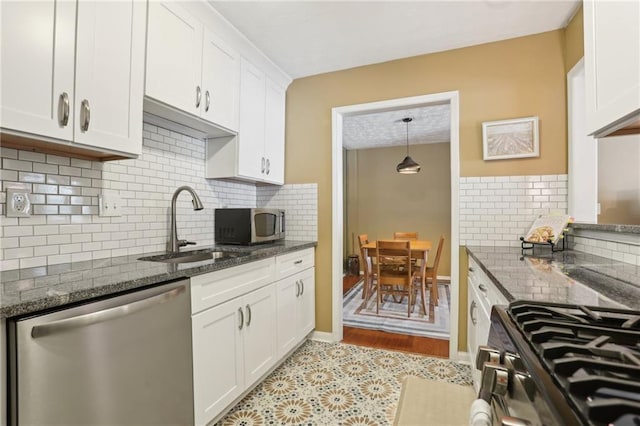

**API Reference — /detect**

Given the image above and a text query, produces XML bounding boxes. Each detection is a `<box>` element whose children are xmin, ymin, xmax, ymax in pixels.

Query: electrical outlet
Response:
<box><xmin>98</xmin><ymin>192</ymin><xmax>122</xmax><ymax>217</ymax></box>
<box><xmin>7</xmin><ymin>188</ymin><xmax>31</xmax><ymax>217</ymax></box>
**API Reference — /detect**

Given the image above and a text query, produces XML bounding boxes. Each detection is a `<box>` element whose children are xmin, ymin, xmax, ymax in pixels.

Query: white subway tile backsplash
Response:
<box><xmin>459</xmin><ymin>174</ymin><xmax>568</xmax><ymax>247</ymax></box>
<box><xmin>1</xmin><ymin>124</ymin><xmax>317</xmax><ymax>270</ymax></box>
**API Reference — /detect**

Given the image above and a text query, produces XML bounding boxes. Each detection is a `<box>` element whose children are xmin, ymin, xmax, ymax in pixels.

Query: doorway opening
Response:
<box><xmin>331</xmin><ymin>91</ymin><xmax>461</xmax><ymax>360</ymax></box>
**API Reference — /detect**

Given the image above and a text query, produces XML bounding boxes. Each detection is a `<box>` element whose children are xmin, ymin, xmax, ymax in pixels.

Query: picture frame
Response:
<box><xmin>482</xmin><ymin>116</ymin><xmax>539</xmax><ymax>161</ymax></box>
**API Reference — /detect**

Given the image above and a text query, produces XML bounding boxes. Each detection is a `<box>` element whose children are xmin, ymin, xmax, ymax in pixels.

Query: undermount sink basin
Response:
<box><xmin>138</xmin><ymin>250</ymin><xmax>246</xmax><ymax>264</ymax></box>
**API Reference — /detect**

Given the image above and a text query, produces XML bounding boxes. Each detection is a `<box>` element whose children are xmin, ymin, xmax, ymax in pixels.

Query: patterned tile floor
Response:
<box><xmin>216</xmin><ymin>340</ymin><xmax>472</xmax><ymax>425</ymax></box>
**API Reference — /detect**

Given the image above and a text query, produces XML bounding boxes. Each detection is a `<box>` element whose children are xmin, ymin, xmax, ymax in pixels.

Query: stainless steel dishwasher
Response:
<box><xmin>7</xmin><ymin>279</ymin><xmax>194</xmax><ymax>426</ymax></box>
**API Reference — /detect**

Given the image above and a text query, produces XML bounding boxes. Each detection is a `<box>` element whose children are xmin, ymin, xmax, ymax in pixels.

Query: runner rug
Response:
<box><xmin>343</xmin><ymin>280</ymin><xmax>450</xmax><ymax>339</ymax></box>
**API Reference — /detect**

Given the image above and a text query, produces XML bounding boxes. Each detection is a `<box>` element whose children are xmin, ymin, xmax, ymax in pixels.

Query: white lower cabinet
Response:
<box><xmin>276</xmin><ymin>266</ymin><xmax>315</xmax><ymax>357</ymax></box>
<box><xmin>192</xmin><ymin>283</ymin><xmax>277</xmax><ymax>426</ymax></box>
<box><xmin>467</xmin><ymin>255</ymin><xmax>507</xmax><ymax>391</ymax></box>
<box><xmin>191</xmin><ymin>248</ymin><xmax>315</xmax><ymax>425</ymax></box>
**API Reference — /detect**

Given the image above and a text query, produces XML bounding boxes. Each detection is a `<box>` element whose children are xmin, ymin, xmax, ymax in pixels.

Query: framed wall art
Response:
<box><xmin>482</xmin><ymin>116</ymin><xmax>539</xmax><ymax>160</ymax></box>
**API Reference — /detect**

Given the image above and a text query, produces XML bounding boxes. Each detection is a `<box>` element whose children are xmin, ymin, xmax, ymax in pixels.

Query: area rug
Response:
<box><xmin>342</xmin><ymin>280</ymin><xmax>450</xmax><ymax>339</ymax></box>
<box><xmin>216</xmin><ymin>340</ymin><xmax>473</xmax><ymax>426</ymax></box>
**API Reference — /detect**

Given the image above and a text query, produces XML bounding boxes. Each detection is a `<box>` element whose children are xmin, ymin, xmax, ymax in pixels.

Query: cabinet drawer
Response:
<box><xmin>276</xmin><ymin>248</ymin><xmax>314</xmax><ymax>280</ymax></box>
<box><xmin>191</xmin><ymin>258</ymin><xmax>276</xmax><ymax>314</ymax></box>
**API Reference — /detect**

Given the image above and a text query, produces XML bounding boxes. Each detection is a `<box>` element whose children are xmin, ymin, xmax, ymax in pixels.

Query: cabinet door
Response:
<box><xmin>74</xmin><ymin>0</ymin><xmax>145</xmax><ymax>156</ymax></box>
<box><xmin>145</xmin><ymin>2</ymin><xmax>203</xmax><ymax>117</ymax></box>
<box><xmin>242</xmin><ymin>284</ymin><xmax>277</xmax><ymax>387</ymax></box>
<box><xmin>201</xmin><ymin>29</ymin><xmax>239</xmax><ymax>132</ymax></box>
<box><xmin>0</xmin><ymin>0</ymin><xmax>75</xmax><ymax>140</ymax></box>
<box><xmin>276</xmin><ymin>274</ymin><xmax>299</xmax><ymax>357</ymax></box>
<box><xmin>264</xmin><ymin>78</ymin><xmax>286</xmax><ymax>184</ymax></box>
<box><xmin>584</xmin><ymin>0</ymin><xmax>640</xmax><ymax>135</ymax></box>
<box><xmin>192</xmin><ymin>299</ymin><xmax>244</xmax><ymax>426</ymax></box>
<box><xmin>296</xmin><ymin>267</ymin><xmax>316</xmax><ymax>339</ymax></box>
<box><xmin>238</xmin><ymin>58</ymin><xmax>266</xmax><ymax>180</ymax></box>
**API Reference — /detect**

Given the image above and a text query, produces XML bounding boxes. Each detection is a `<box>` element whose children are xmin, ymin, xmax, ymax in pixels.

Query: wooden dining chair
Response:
<box><xmin>375</xmin><ymin>240</ymin><xmax>417</xmax><ymax>317</ymax></box>
<box><xmin>357</xmin><ymin>234</ymin><xmax>376</xmax><ymax>301</ymax></box>
<box><xmin>393</xmin><ymin>232</ymin><xmax>419</xmax><ymax>240</ymax></box>
<box><xmin>414</xmin><ymin>235</ymin><xmax>445</xmax><ymax>309</ymax></box>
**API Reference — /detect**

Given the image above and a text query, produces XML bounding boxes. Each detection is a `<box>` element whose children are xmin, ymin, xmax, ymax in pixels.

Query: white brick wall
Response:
<box><xmin>257</xmin><ymin>184</ymin><xmax>318</xmax><ymax>241</ymax></box>
<box><xmin>0</xmin><ymin>123</ymin><xmax>317</xmax><ymax>271</ymax></box>
<box><xmin>460</xmin><ymin>174</ymin><xmax>568</xmax><ymax>247</ymax></box>
<box><xmin>572</xmin><ymin>235</ymin><xmax>640</xmax><ymax>266</ymax></box>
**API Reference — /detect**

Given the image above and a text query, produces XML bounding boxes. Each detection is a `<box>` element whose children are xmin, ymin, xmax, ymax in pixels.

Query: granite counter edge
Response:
<box><xmin>1</xmin><ymin>242</ymin><xmax>317</xmax><ymax>319</ymax></box>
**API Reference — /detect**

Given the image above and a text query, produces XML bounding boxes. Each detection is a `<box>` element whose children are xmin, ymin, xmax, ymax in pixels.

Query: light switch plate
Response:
<box><xmin>6</xmin><ymin>188</ymin><xmax>31</xmax><ymax>217</ymax></box>
<box><xmin>98</xmin><ymin>192</ymin><xmax>122</xmax><ymax>217</ymax></box>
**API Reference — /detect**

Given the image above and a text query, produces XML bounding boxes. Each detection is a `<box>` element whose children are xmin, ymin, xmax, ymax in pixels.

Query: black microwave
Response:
<box><xmin>215</xmin><ymin>208</ymin><xmax>285</xmax><ymax>245</ymax></box>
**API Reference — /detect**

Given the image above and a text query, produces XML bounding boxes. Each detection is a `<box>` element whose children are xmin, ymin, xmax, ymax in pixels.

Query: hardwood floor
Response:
<box><xmin>341</xmin><ymin>274</ymin><xmax>450</xmax><ymax>358</ymax></box>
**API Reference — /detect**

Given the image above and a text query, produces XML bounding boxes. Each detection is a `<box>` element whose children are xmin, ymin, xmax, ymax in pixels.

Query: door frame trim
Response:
<box><xmin>331</xmin><ymin>91</ymin><xmax>461</xmax><ymax>359</ymax></box>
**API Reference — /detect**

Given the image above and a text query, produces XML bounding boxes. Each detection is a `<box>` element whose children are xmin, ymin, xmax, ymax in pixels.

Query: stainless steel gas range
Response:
<box><xmin>474</xmin><ymin>300</ymin><xmax>640</xmax><ymax>426</ymax></box>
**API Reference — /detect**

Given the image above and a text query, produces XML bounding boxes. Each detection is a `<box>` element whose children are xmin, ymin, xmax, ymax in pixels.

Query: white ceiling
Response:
<box><xmin>209</xmin><ymin>0</ymin><xmax>580</xmax><ymax>150</ymax></box>
<box><xmin>209</xmin><ymin>0</ymin><xmax>580</xmax><ymax>80</ymax></box>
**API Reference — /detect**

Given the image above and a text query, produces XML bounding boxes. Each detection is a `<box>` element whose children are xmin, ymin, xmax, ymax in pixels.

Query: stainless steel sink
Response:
<box><xmin>138</xmin><ymin>250</ymin><xmax>246</xmax><ymax>264</ymax></box>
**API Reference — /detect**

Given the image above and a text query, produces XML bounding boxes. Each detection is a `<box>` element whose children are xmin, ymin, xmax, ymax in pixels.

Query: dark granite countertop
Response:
<box><xmin>0</xmin><ymin>240</ymin><xmax>316</xmax><ymax>319</ymax></box>
<box><xmin>466</xmin><ymin>246</ymin><xmax>640</xmax><ymax>310</ymax></box>
<box><xmin>569</xmin><ymin>223</ymin><xmax>640</xmax><ymax>234</ymax></box>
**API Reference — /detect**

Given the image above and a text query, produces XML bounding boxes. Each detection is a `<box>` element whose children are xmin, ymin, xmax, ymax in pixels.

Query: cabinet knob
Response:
<box><xmin>478</xmin><ymin>284</ymin><xmax>487</xmax><ymax>292</ymax></box>
<box><xmin>196</xmin><ymin>86</ymin><xmax>201</xmax><ymax>108</ymax></box>
<box><xmin>80</xmin><ymin>99</ymin><xmax>90</xmax><ymax>132</ymax></box>
<box><xmin>58</xmin><ymin>92</ymin><xmax>70</xmax><ymax>127</ymax></box>
<box><xmin>468</xmin><ymin>266</ymin><xmax>474</xmax><ymax>272</ymax></box>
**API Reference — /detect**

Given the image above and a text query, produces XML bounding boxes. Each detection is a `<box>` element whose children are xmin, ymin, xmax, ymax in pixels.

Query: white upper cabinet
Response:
<box><xmin>74</xmin><ymin>1</ymin><xmax>145</xmax><ymax>155</ymax></box>
<box><xmin>145</xmin><ymin>2</ymin><xmax>240</xmax><ymax>133</ymax></box>
<box><xmin>206</xmin><ymin>57</ymin><xmax>286</xmax><ymax>185</ymax></box>
<box><xmin>145</xmin><ymin>2</ymin><xmax>203</xmax><ymax>117</ymax></box>
<box><xmin>238</xmin><ymin>58</ymin><xmax>267</xmax><ymax>180</ymax></box>
<box><xmin>0</xmin><ymin>0</ymin><xmax>145</xmax><ymax>158</ymax></box>
<box><xmin>1</xmin><ymin>1</ymin><xmax>75</xmax><ymax>141</ymax></box>
<box><xmin>202</xmin><ymin>30</ymin><xmax>240</xmax><ymax>131</ymax></box>
<box><xmin>584</xmin><ymin>0</ymin><xmax>640</xmax><ymax>137</ymax></box>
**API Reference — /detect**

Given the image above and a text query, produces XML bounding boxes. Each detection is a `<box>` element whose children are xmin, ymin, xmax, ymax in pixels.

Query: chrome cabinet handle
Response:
<box><xmin>295</xmin><ymin>280</ymin><xmax>300</xmax><ymax>297</ymax></box>
<box><xmin>266</xmin><ymin>159</ymin><xmax>270</xmax><ymax>175</ymax></box>
<box><xmin>205</xmin><ymin>90</ymin><xmax>210</xmax><ymax>112</ymax></box>
<box><xmin>470</xmin><ymin>300</ymin><xmax>477</xmax><ymax>326</ymax></box>
<box><xmin>238</xmin><ymin>307</ymin><xmax>244</xmax><ymax>330</ymax></box>
<box><xmin>261</xmin><ymin>157</ymin><xmax>265</xmax><ymax>173</ymax></box>
<box><xmin>245</xmin><ymin>304</ymin><xmax>252</xmax><ymax>326</ymax></box>
<box><xmin>196</xmin><ymin>86</ymin><xmax>201</xmax><ymax>108</ymax></box>
<box><xmin>80</xmin><ymin>99</ymin><xmax>90</xmax><ymax>131</ymax></box>
<box><xmin>294</xmin><ymin>260</ymin><xmax>303</xmax><ymax>265</ymax></box>
<box><xmin>300</xmin><ymin>279</ymin><xmax>304</xmax><ymax>296</ymax></box>
<box><xmin>31</xmin><ymin>286</ymin><xmax>185</xmax><ymax>338</ymax></box>
<box><xmin>478</xmin><ymin>284</ymin><xmax>487</xmax><ymax>292</ymax></box>
<box><xmin>58</xmin><ymin>92</ymin><xmax>69</xmax><ymax>126</ymax></box>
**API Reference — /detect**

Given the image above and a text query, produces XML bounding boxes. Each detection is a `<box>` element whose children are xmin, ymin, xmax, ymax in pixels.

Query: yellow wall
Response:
<box><xmin>285</xmin><ymin>30</ymin><xmax>568</xmax><ymax>337</ymax></box>
<box><xmin>564</xmin><ymin>6</ymin><xmax>584</xmax><ymax>72</ymax></box>
<box><xmin>345</xmin><ymin>143</ymin><xmax>452</xmax><ymax>276</ymax></box>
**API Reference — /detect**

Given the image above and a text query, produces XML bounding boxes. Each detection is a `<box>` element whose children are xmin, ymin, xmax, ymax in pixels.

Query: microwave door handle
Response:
<box><xmin>30</xmin><ymin>286</ymin><xmax>186</xmax><ymax>338</ymax></box>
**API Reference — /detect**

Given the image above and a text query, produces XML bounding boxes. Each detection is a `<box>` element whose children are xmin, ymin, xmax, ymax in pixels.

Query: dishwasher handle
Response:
<box><xmin>31</xmin><ymin>285</ymin><xmax>186</xmax><ymax>338</ymax></box>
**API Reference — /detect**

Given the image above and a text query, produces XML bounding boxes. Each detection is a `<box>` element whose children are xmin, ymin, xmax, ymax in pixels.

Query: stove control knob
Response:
<box><xmin>476</xmin><ymin>346</ymin><xmax>501</xmax><ymax>370</ymax></box>
<box><xmin>501</xmin><ymin>416</ymin><xmax>532</xmax><ymax>426</ymax></box>
<box><xmin>480</xmin><ymin>362</ymin><xmax>509</xmax><ymax>398</ymax></box>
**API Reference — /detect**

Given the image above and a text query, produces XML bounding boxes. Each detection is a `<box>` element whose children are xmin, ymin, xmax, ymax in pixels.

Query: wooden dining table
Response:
<box><xmin>361</xmin><ymin>239</ymin><xmax>432</xmax><ymax>301</ymax></box>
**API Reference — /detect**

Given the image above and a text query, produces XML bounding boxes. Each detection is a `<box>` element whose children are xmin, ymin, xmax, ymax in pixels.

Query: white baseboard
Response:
<box><xmin>456</xmin><ymin>351</ymin><xmax>471</xmax><ymax>364</ymax></box>
<box><xmin>310</xmin><ymin>330</ymin><xmax>337</xmax><ymax>342</ymax></box>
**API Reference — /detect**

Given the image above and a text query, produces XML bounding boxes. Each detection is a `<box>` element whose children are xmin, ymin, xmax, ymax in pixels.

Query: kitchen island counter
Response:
<box><xmin>0</xmin><ymin>240</ymin><xmax>316</xmax><ymax>318</ymax></box>
<box><xmin>466</xmin><ymin>246</ymin><xmax>640</xmax><ymax>310</ymax></box>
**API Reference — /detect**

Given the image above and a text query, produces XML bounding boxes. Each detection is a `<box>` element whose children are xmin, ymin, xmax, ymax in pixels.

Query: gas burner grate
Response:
<box><xmin>508</xmin><ymin>300</ymin><xmax>640</xmax><ymax>425</ymax></box>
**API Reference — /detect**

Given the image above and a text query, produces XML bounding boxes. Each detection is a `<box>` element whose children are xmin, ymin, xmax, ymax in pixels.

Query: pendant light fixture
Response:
<box><xmin>396</xmin><ymin>117</ymin><xmax>421</xmax><ymax>174</ymax></box>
